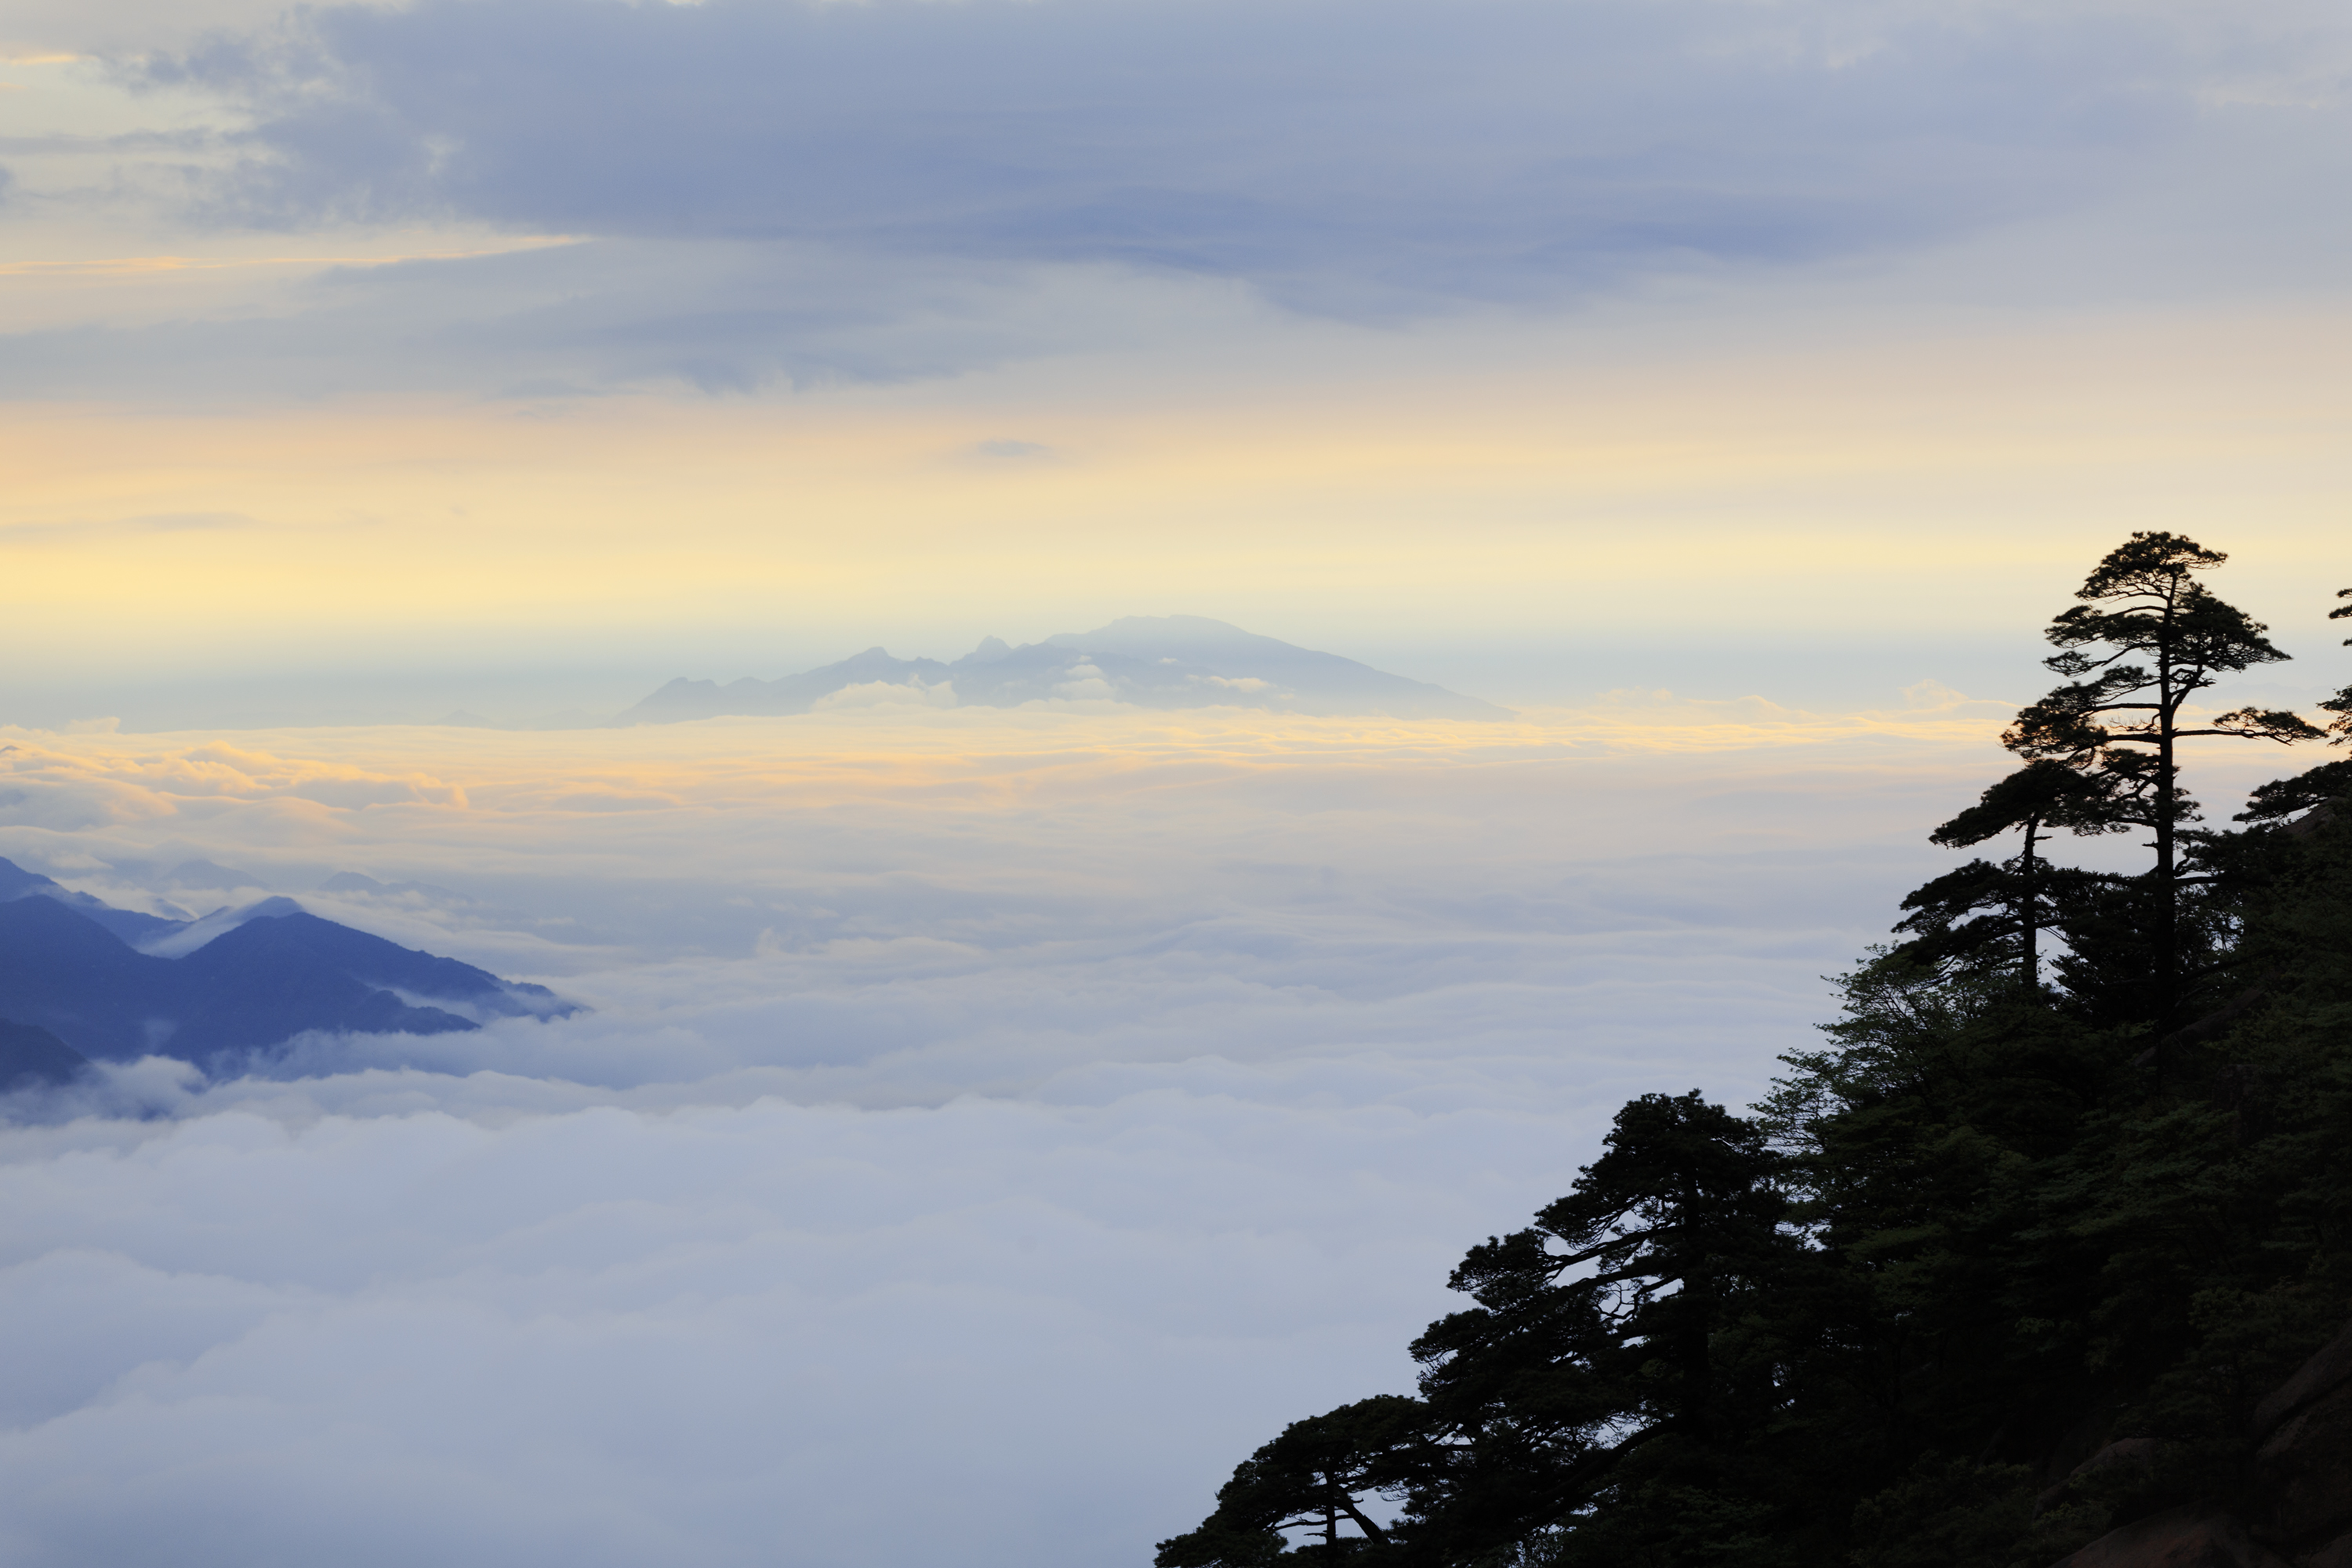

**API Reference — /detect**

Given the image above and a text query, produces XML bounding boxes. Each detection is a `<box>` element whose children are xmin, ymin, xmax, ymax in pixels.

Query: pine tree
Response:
<box><xmin>1158</xmin><ymin>1096</ymin><xmax>1802</xmax><ymax>1566</ymax></box>
<box><xmin>1156</xmin><ymin>547</ymin><xmax>2352</xmax><ymax>1568</ymax></box>
<box><xmin>1896</xmin><ymin>759</ymin><xmax>2117</xmax><ymax>989</ymax></box>
<box><xmin>2328</xmin><ymin>585</ymin><xmax>2352</xmax><ymax>741</ymax></box>
<box><xmin>2001</xmin><ymin>533</ymin><xmax>2322</xmax><ymax>1027</ymax></box>
<box><xmin>2241</xmin><ymin>584</ymin><xmax>2352</xmax><ymax>826</ymax></box>
<box><xmin>1153</xmin><ymin>1397</ymin><xmax>1422</xmax><ymax>1566</ymax></box>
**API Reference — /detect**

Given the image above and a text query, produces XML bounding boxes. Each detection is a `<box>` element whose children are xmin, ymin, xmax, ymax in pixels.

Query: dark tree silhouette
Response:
<box><xmin>2328</xmin><ymin>585</ymin><xmax>2352</xmax><ymax>742</ymax></box>
<box><xmin>2001</xmin><ymin>532</ymin><xmax>2321</xmax><ymax>1023</ymax></box>
<box><xmin>1154</xmin><ymin>1397</ymin><xmax>1422</xmax><ymax>1566</ymax></box>
<box><xmin>1897</xmin><ymin>759</ymin><xmax>2117</xmax><ymax>989</ymax></box>
<box><xmin>2236</xmin><ymin>585</ymin><xmax>2352</xmax><ymax>825</ymax></box>
<box><xmin>1406</xmin><ymin>1092</ymin><xmax>1801</xmax><ymax>1558</ymax></box>
<box><xmin>1156</xmin><ymin>547</ymin><xmax>2352</xmax><ymax>1568</ymax></box>
<box><xmin>1159</xmin><ymin>1094</ymin><xmax>1799</xmax><ymax>1566</ymax></box>
<box><xmin>2239</xmin><ymin>758</ymin><xmax>2352</xmax><ymax>826</ymax></box>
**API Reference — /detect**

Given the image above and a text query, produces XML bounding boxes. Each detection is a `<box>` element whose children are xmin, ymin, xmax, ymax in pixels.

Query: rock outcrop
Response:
<box><xmin>2250</xmin><ymin>1319</ymin><xmax>2352</xmax><ymax>1561</ymax></box>
<box><xmin>2056</xmin><ymin>1319</ymin><xmax>2352</xmax><ymax>1566</ymax></box>
<box><xmin>2057</xmin><ymin>1506</ymin><xmax>2287</xmax><ymax>1568</ymax></box>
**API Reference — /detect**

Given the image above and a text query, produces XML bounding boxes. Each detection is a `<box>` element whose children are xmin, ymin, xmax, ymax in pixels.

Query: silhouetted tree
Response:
<box><xmin>1154</xmin><ymin>1397</ymin><xmax>1422</xmax><ymax>1566</ymax></box>
<box><xmin>2241</xmin><ymin>584</ymin><xmax>2352</xmax><ymax>829</ymax></box>
<box><xmin>2002</xmin><ymin>533</ymin><xmax>2322</xmax><ymax>1023</ymax></box>
<box><xmin>1158</xmin><ymin>1094</ymin><xmax>1802</xmax><ymax>1567</ymax></box>
<box><xmin>2328</xmin><ymin>586</ymin><xmax>2352</xmax><ymax>740</ymax></box>
<box><xmin>1160</xmin><ymin>550</ymin><xmax>2352</xmax><ymax>1568</ymax></box>
<box><xmin>1896</xmin><ymin>760</ymin><xmax>2117</xmax><ymax>989</ymax></box>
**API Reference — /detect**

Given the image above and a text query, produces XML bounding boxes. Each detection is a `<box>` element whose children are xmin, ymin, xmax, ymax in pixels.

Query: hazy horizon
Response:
<box><xmin>4</xmin><ymin>0</ymin><xmax>2349</xmax><ymax>1561</ymax></box>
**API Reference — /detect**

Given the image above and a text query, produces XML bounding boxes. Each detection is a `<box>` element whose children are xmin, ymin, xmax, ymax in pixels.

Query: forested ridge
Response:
<box><xmin>1156</xmin><ymin>535</ymin><xmax>2352</xmax><ymax>1568</ymax></box>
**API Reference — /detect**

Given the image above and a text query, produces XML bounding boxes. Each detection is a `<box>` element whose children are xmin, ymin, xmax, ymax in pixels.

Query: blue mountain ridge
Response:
<box><xmin>610</xmin><ymin>614</ymin><xmax>1512</xmax><ymax>724</ymax></box>
<box><xmin>0</xmin><ymin>1018</ymin><xmax>90</xmax><ymax>1093</ymax></box>
<box><xmin>0</xmin><ymin>855</ymin><xmax>187</xmax><ymax>945</ymax></box>
<box><xmin>0</xmin><ymin>858</ymin><xmax>577</xmax><ymax>1079</ymax></box>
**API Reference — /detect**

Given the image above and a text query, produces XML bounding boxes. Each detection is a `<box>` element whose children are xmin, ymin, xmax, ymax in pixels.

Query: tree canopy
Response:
<box><xmin>1999</xmin><ymin>533</ymin><xmax>2323</xmax><ymax>1029</ymax></box>
<box><xmin>1155</xmin><ymin>543</ymin><xmax>2352</xmax><ymax>1568</ymax></box>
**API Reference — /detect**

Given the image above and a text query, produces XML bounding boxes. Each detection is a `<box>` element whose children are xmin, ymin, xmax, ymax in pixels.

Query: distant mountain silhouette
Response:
<box><xmin>0</xmin><ymin>856</ymin><xmax>186</xmax><ymax>944</ymax></box>
<box><xmin>0</xmin><ymin>1019</ymin><xmax>91</xmax><ymax>1092</ymax></box>
<box><xmin>0</xmin><ymin>858</ymin><xmax>577</xmax><ymax>1076</ymax></box>
<box><xmin>609</xmin><ymin>615</ymin><xmax>1512</xmax><ymax>724</ymax></box>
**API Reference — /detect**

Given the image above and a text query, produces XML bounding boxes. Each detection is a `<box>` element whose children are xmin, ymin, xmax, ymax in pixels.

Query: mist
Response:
<box><xmin>0</xmin><ymin>700</ymin><xmax>2049</xmax><ymax>1566</ymax></box>
<box><xmin>3</xmin><ymin>694</ymin><xmax>2330</xmax><ymax>1563</ymax></box>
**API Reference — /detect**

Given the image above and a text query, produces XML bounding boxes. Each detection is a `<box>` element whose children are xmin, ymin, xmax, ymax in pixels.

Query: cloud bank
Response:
<box><xmin>6</xmin><ymin>0</ymin><xmax>2345</xmax><ymax>399</ymax></box>
<box><xmin>165</xmin><ymin>0</ymin><xmax>2188</xmax><ymax>299</ymax></box>
<box><xmin>11</xmin><ymin>700</ymin><xmax>2301</xmax><ymax>1563</ymax></box>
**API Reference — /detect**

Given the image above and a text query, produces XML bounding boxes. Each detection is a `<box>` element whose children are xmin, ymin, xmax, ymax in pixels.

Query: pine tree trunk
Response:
<box><xmin>2154</xmin><ymin>619</ymin><xmax>2180</xmax><ymax>1058</ymax></box>
<box><xmin>2020</xmin><ymin>818</ymin><xmax>2040</xmax><ymax>993</ymax></box>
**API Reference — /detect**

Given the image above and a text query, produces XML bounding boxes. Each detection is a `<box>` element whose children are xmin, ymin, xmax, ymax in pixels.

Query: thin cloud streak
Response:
<box><xmin>0</xmin><ymin>237</ymin><xmax>578</xmax><ymax>276</ymax></box>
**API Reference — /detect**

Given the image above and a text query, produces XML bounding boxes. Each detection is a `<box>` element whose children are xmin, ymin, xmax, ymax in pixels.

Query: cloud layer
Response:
<box><xmin>10</xmin><ymin>700</ymin><xmax>2312</xmax><ymax>1563</ymax></box>
<box><xmin>4</xmin><ymin>0</ymin><xmax>2342</xmax><ymax>400</ymax></box>
<box><xmin>166</xmin><ymin>0</ymin><xmax>2188</xmax><ymax>300</ymax></box>
<box><xmin>2</xmin><ymin>2</ymin><xmax>2343</xmax><ymax>1552</ymax></box>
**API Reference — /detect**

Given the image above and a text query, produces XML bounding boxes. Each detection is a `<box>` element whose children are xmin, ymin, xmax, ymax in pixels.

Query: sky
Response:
<box><xmin>3</xmin><ymin>2</ymin><xmax>2351</xmax><ymax>1563</ymax></box>
<box><xmin>4</xmin><ymin>0</ymin><xmax>2350</xmax><ymax>722</ymax></box>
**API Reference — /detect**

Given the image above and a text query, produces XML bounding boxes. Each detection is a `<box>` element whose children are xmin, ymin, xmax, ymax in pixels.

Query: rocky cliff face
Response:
<box><xmin>2056</xmin><ymin>1319</ymin><xmax>2352</xmax><ymax>1566</ymax></box>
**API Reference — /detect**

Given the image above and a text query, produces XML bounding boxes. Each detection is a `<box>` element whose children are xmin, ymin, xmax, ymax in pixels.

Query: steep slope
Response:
<box><xmin>1154</xmin><ymin>800</ymin><xmax>2352</xmax><ymax>1567</ymax></box>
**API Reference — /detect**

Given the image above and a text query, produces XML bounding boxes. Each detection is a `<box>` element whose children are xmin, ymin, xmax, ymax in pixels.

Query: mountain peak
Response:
<box><xmin>0</xmin><ymin>891</ymin><xmax>579</xmax><ymax>1075</ymax></box>
<box><xmin>958</xmin><ymin>636</ymin><xmax>1014</xmax><ymax>666</ymax></box>
<box><xmin>608</xmin><ymin>617</ymin><xmax>1511</xmax><ymax>724</ymax></box>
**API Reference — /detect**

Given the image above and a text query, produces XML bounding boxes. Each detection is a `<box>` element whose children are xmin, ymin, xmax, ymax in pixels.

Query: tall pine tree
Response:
<box><xmin>2000</xmin><ymin>533</ymin><xmax>2321</xmax><ymax>1026</ymax></box>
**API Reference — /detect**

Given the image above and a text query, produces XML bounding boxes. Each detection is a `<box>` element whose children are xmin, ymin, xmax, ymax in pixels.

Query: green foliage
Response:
<box><xmin>1846</xmin><ymin>1458</ymin><xmax>2037</xmax><ymax>1568</ymax></box>
<box><xmin>1159</xmin><ymin>542</ymin><xmax>2352</xmax><ymax>1567</ymax></box>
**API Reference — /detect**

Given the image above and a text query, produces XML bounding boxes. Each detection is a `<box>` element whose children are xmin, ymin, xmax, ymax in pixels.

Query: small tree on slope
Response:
<box><xmin>1894</xmin><ymin>759</ymin><xmax>2118</xmax><ymax>991</ymax></box>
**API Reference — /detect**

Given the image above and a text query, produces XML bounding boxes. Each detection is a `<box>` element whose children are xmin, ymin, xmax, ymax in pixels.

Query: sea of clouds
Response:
<box><xmin>0</xmin><ymin>697</ymin><xmax>2314</xmax><ymax>1565</ymax></box>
